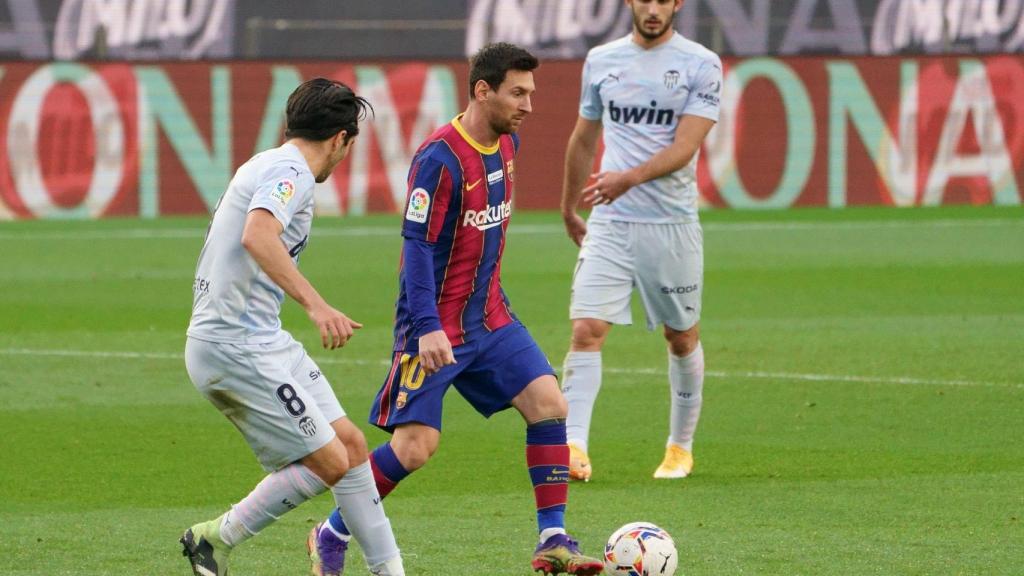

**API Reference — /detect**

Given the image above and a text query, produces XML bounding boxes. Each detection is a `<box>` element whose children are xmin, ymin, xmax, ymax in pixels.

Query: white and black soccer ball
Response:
<box><xmin>603</xmin><ymin>522</ymin><xmax>679</xmax><ymax>576</ymax></box>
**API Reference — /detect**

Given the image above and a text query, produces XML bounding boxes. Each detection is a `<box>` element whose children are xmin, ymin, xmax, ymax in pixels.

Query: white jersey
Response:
<box><xmin>187</xmin><ymin>143</ymin><xmax>317</xmax><ymax>344</ymax></box>
<box><xmin>580</xmin><ymin>33</ymin><xmax>722</xmax><ymax>223</ymax></box>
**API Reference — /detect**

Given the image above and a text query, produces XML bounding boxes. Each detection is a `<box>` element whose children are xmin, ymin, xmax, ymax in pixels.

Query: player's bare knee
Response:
<box><xmin>391</xmin><ymin>426</ymin><xmax>439</xmax><ymax>472</ymax></box>
<box><xmin>570</xmin><ymin>319</ymin><xmax>609</xmax><ymax>351</ymax></box>
<box><xmin>321</xmin><ymin>460</ymin><xmax>350</xmax><ymax>486</ymax></box>
<box><xmin>332</xmin><ymin>418</ymin><xmax>369</xmax><ymax>466</ymax></box>
<box><xmin>514</xmin><ymin>375</ymin><xmax>566</xmax><ymax>421</ymax></box>
<box><xmin>665</xmin><ymin>325</ymin><xmax>699</xmax><ymax>357</ymax></box>
<box><xmin>393</xmin><ymin>440</ymin><xmax>434</xmax><ymax>471</ymax></box>
<box><xmin>544</xmin><ymin>378</ymin><xmax>569</xmax><ymax>418</ymax></box>
<box><xmin>302</xmin><ymin>439</ymin><xmax>350</xmax><ymax>486</ymax></box>
<box><xmin>548</xmin><ymin>392</ymin><xmax>568</xmax><ymax>419</ymax></box>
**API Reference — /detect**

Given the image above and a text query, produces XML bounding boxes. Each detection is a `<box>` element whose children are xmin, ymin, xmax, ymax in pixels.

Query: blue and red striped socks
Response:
<box><xmin>328</xmin><ymin>427</ymin><xmax>570</xmax><ymax>538</ymax></box>
<box><xmin>526</xmin><ymin>418</ymin><xmax>569</xmax><ymax>534</ymax></box>
<box><xmin>369</xmin><ymin>441</ymin><xmax>410</xmax><ymax>499</ymax></box>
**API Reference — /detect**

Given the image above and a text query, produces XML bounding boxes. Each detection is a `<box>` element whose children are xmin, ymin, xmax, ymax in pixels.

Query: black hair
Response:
<box><xmin>285</xmin><ymin>78</ymin><xmax>373</xmax><ymax>144</ymax></box>
<box><xmin>468</xmin><ymin>42</ymin><xmax>539</xmax><ymax>98</ymax></box>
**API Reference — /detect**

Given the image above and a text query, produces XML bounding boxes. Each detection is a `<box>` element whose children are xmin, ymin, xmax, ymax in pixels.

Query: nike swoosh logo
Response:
<box><xmin>473</xmin><ymin>221</ymin><xmax>505</xmax><ymax>231</ymax></box>
<box><xmin>465</xmin><ymin>178</ymin><xmax>483</xmax><ymax>191</ymax></box>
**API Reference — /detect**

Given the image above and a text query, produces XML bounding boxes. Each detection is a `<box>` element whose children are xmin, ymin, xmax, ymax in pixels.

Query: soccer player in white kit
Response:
<box><xmin>180</xmin><ymin>78</ymin><xmax>405</xmax><ymax>576</ymax></box>
<box><xmin>560</xmin><ymin>0</ymin><xmax>722</xmax><ymax>481</ymax></box>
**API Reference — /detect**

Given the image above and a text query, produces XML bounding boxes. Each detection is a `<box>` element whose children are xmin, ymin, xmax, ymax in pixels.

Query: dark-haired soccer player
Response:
<box><xmin>308</xmin><ymin>43</ymin><xmax>604</xmax><ymax>576</ymax></box>
<box><xmin>181</xmin><ymin>78</ymin><xmax>405</xmax><ymax>576</ymax></box>
<box><xmin>561</xmin><ymin>0</ymin><xmax>722</xmax><ymax>482</ymax></box>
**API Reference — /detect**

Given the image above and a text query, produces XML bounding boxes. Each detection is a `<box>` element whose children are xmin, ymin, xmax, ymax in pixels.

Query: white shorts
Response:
<box><xmin>570</xmin><ymin>220</ymin><xmax>703</xmax><ymax>331</ymax></box>
<box><xmin>185</xmin><ymin>332</ymin><xmax>345</xmax><ymax>472</ymax></box>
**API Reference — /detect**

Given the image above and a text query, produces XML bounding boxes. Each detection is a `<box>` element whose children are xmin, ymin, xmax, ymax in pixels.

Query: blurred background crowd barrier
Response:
<box><xmin>1</xmin><ymin>0</ymin><xmax>1021</xmax><ymax>218</ymax></box>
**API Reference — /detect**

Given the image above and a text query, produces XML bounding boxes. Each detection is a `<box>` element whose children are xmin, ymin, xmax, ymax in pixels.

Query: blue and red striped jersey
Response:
<box><xmin>393</xmin><ymin>115</ymin><xmax>520</xmax><ymax>351</ymax></box>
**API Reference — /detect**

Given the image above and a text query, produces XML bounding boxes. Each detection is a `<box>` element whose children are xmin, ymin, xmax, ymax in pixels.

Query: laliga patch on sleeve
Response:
<box><xmin>270</xmin><ymin>179</ymin><xmax>296</xmax><ymax>207</ymax></box>
<box><xmin>406</xmin><ymin>188</ymin><xmax>431</xmax><ymax>223</ymax></box>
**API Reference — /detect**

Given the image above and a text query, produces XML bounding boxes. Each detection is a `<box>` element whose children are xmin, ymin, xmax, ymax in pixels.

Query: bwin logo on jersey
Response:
<box><xmin>608</xmin><ymin>100</ymin><xmax>674</xmax><ymax>126</ymax></box>
<box><xmin>463</xmin><ymin>200</ymin><xmax>512</xmax><ymax>231</ymax></box>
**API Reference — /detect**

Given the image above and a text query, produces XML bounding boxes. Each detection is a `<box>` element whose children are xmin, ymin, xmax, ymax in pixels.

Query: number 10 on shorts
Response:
<box><xmin>399</xmin><ymin>354</ymin><xmax>426</xmax><ymax>390</ymax></box>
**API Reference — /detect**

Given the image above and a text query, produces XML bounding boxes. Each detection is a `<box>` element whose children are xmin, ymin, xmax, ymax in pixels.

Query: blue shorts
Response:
<box><xmin>369</xmin><ymin>322</ymin><xmax>555</xmax><ymax>432</ymax></box>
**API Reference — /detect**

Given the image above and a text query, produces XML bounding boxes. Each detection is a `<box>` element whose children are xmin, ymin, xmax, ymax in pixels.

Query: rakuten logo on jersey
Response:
<box><xmin>463</xmin><ymin>201</ymin><xmax>512</xmax><ymax>231</ymax></box>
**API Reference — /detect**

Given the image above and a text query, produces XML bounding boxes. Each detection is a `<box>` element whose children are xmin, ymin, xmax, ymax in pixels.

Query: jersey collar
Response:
<box><xmin>452</xmin><ymin>114</ymin><xmax>500</xmax><ymax>155</ymax></box>
<box><xmin>630</xmin><ymin>30</ymin><xmax>679</xmax><ymax>51</ymax></box>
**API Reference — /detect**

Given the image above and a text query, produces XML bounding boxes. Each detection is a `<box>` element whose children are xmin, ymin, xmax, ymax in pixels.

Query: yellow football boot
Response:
<box><xmin>567</xmin><ymin>442</ymin><xmax>592</xmax><ymax>482</ymax></box>
<box><xmin>653</xmin><ymin>444</ymin><xmax>694</xmax><ymax>479</ymax></box>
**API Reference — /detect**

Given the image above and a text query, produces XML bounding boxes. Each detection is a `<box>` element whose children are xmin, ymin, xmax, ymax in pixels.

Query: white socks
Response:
<box><xmin>332</xmin><ymin>461</ymin><xmax>403</xmax><ymax>570</ymax></box>
<box><xmin>564</xmin><ymin>344</ymin><xmax>704</xmax><ymax>453</ymax></box>
<box><xmin>668</xmin><ymin>343</ymin><xmax>705</xmax><ymax>451</ymax></box>
<box><xmin>369</xmin><ymin>555</ymin><xmax>407</xmax><ymax>576</ymax></box>
<box><xmin>212</xmin><ymin>460</ymin><xmax>402</xmax><ymax>573</ymax></box>
<box><xmin>562</xmin><ymin>351</ymin><xmax>602</xmax><ymax>452</ymax></box>
<box><xmin>539</xmin><ymin>527</ymin><xmax>567</xmax><ymax>544</ymax></box>
<box><xmin>219</xmin><ymin>462</ymin><xmax>328</xmax><ymax>547</ymax></box>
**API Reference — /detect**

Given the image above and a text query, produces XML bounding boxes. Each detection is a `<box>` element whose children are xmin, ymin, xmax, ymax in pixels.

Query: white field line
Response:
<box><xmin>0</xmin><ymin>218</ymin><xmax>1019</xmax><ymax>241</ymax></box>
<box><xmin>2</xmin><ymin>347</ymin><xmax>1019</xmax><ymax>390</ymax></box>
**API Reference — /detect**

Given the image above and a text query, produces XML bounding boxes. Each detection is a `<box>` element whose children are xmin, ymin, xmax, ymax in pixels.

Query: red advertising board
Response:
<box><xmin>0</xmin><ymin>56</ymin><xmax>1020</xmax><ymax>219</ymax></box>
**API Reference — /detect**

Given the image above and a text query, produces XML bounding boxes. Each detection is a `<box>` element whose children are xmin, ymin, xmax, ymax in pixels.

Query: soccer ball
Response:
<box><xmin>603</xmin><ymin>522</ymin><xmax>679</xmax><ymax>576</ymax></box>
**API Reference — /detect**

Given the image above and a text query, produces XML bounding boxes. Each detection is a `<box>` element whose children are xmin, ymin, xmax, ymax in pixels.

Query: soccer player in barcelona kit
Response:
<box><xmin>560</xmin><ymin>0</ymin><xmax>722</xmax><ymax>481</ymax></box>
<box><xmin>306</xmin><ymin>43</ymin><xmax>605</xmax><ymax>576</ymax></box>
<box><xmin>181</xmin><ymin>79</ymin><xmax>406</xmax><ymax>576</ymax></box>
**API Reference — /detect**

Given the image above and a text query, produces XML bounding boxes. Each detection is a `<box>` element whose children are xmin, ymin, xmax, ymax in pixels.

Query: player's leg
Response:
<box><xmin>184</xmin><ymin>441</ymin><xmax>340</xmax><ymax>576</ymax></box>
<box><xmin>564</xmin><ymin>221</ymin><xmax>635</xmax><ymax>481</ymax></box>
<box><xmin>634</xmin><ymin>222</ymin><xmax>704</xmax><ymax>479</ymax></box>
<box><xmin>455</xmin><ymin>324</ymin><xmax>603</xmax><ymax>575</ymax></box>
<box><xmin>315</xmin><ymin>426</ymin><xmax>439</xmax><ymax>576</ymax></box>
<box><xmin>367</xmin><ymin>349</ymin><xmax>462</xmax><ymax>485</ymax></box>
<box><xmin>309</xmin><ymin>424</ymin><xmax>407</xmax><ymax>576</ymax></box>
<box><xmin>316</xmin><ymin>350</ymin><xmax>462</xmax><ymax>574</ymax></box>
<box><xmin>564</xmin><ymin>318</ymin><xmax>611</xmax><ymax>481</ymax></box>
<box><xmin>181</xmin><ymin>336</ymin><xmax>342</xmax><ymax>576</ymax></box>
<box><xmin>512</xmin><ymin>374</ymin><xmax>570</xmax><ymax>540</ymax></box>
<box><xmin>293</xmin><ymin>353</ymin><xmax>406</xmax><ymax>576</ymax></box>
<box><xmin>511</xmin><ymin>377</ymin><xmax>605</xmax><ymax>576</ymax></box>
<box><xmin>310</xmin><ymin>419</ymin><xmax>407</xmax><ymax>576</ymax></box>
<box><xmin>658</xmin><ymin>323</ymin><xmax>703</xmax><ymax>479</ymax></box>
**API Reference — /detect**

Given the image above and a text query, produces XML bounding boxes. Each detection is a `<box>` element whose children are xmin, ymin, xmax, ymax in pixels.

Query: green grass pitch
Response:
<box><xmin>1</xmin><ymin>205</ymin><xmax>1022</xmax><ymax>575</ymax></box>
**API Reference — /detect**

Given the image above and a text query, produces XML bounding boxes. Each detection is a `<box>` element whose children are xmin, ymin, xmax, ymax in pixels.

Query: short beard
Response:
<box><xmin>487</xmin><ymin>111</ymin><xmax>517</xmax><ymax>136</ymax></box>
<box><xmin>634</xmin><ymin>14</ymin><xmax>674</xmax><ymax>40</ymax></box>
<box><xmin>491</xmin><ymin>119</ymin><xmax>517</xmax><ymax>135</ymax></box>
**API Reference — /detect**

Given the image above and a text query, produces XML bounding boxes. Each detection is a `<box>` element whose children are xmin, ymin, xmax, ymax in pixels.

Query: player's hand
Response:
<box><xmin>417</xmin><ymin>330</ymin><xmax>456</xmax><ymax>376</ymax></box>
<box><xmin>562</xmin><ymin>212</ymin><xmax>588</xmax><ymax>247</ymax></box>
<box><xmin>307</xmin><ymin>301</ymin><xmax>363</xmax><ymax>350</ymax></box>
<box><xmin>582</xmin><ymin>170</ymin><xmax>636</xmax><ymax>206</ymax></box>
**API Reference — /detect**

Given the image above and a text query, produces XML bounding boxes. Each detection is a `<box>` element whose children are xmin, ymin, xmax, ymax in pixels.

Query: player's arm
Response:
<box><xmin>583</xmin><ymin>114</ymin><xmax>716</xmax><ymax>206</ymax></box>
<box><xmin>561</xmin><ymin>116</ymin><xmax>603</xmax><ymax>246</ymax></box>
<box><xmin>400</xmin><ymin>156</ymin><xmax>457</xmax><ymax>375</ymax></box>
<box><xmin>241</xmin><ymin>209</ymin><xmax>361</xmax><ymax>350</ymax></box>
<box><xmin>401</xmin><ymin>238</ymin><xmax>454</xmax><ymax>376</ymax></box>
